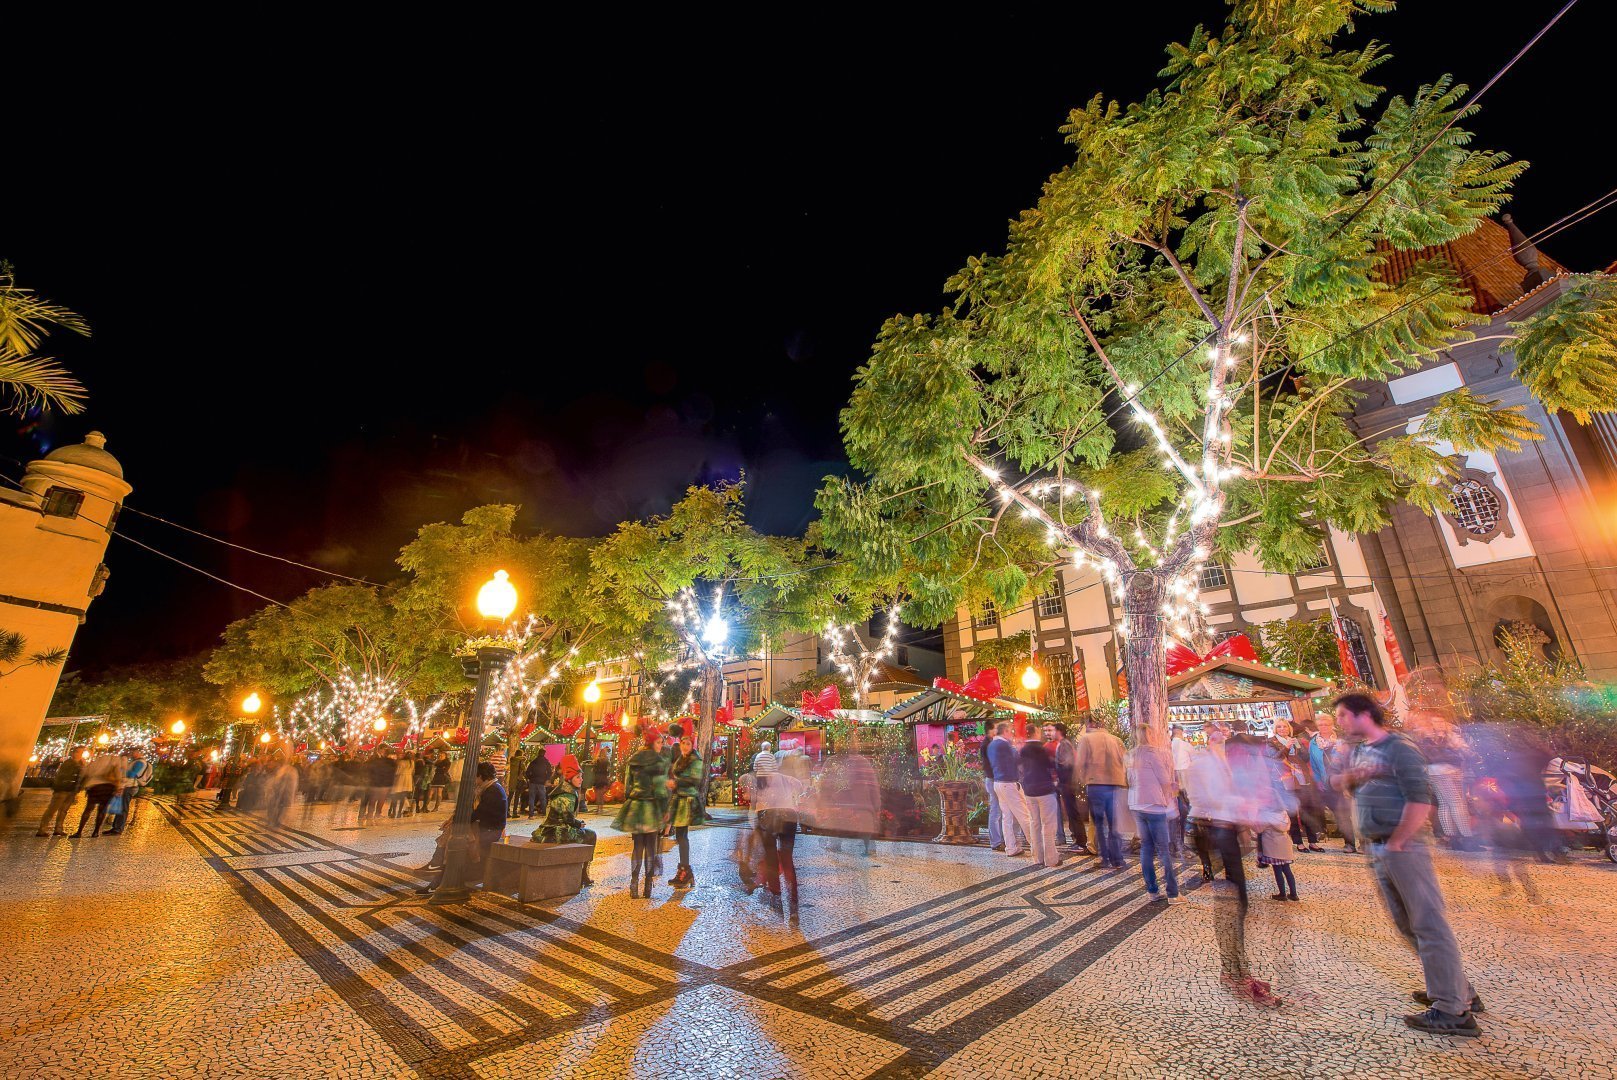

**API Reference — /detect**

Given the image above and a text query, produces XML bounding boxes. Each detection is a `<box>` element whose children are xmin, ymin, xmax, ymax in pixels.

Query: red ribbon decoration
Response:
<box><xmin>517</xmin><ymin>721</ymin><xmax>537</xmax><ymax>741</ymax></box>
<box><xmin>451</xmin><ymin>726</ymin><xmax>470</xmax><ymax>746</ymax></box>
<box><xmin>558</xmin><ymin>716</ymin><xmax>584</xmax><ymax>738</ymax></box>
<box><xmin>934</xmin><ymin>666</ymin><xmax>1002</xmax><ymax>701</ymax></box>
<box><xmin>1164</xmin><ymin>634</ymin><xmax>1259</xmax><ymax>677</ymax></box>
<box><xmin>715</xmin><ymin>701</ymin><xmax>738</xmax><ymax>727</ymax></box>
<box><xmin>799</xmin><ymin>685</ymin><xmax>842</xmax><ymax>718</ymax></box>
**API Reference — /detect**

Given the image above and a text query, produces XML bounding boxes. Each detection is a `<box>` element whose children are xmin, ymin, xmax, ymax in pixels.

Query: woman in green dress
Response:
<box><xmin>613</xmin><ymin>726</ymin><xmax>669</xmax><ymax>899</ymax></box>
<box><xmin>666</xmin><ymin>725</ymin><xmax>705</xmax><ymax>890</ymax></box>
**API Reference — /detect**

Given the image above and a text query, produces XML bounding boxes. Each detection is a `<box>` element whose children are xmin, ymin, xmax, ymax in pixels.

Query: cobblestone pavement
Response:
<box><xmin>2</xmin><ymin>788</ymin><xmax>1615</xmax><ymax>1078</ymax></box>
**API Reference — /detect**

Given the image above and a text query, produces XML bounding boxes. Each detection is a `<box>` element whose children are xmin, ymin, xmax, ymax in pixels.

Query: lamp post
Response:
<box><xmin>239</xmin><ymin>692</ymin><xmax>263</xmax><ymax>759</ymax></box>
<box><xmin>432</xmin><ymin>569</ymin><xmax>519</xmax><ymax>902</ymax></box>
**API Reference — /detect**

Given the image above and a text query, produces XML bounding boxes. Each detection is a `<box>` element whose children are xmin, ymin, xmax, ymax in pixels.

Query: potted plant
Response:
<box><xmin>921</xmin><ymin>744</ymin><xmax>982</xmax><ymax>844</ymax></box>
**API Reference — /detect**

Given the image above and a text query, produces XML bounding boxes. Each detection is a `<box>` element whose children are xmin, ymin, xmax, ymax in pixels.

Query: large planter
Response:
<box><xmin>932</xmin><ymin>780</ymin><xmax>978</xmax><ymax>844</ymax></box>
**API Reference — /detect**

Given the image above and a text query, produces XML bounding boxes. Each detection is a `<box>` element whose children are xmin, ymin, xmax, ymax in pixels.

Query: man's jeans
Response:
<box><xmin>1087</xmin><ymin>784</ymin><xmax>1125</xmax><ymax>867</ymax></box>
<box><xmin>527</xmin><ymin>781</ymin><xmax>546</xmax><ymax>815</ymax></box>
<box><xmin>1135</xmin><ymin>810</ymin><xmax>1179</xmax><ymax>897</ymax></box>
<box><xmin>986</xmin><ymin>780</ymin><xmax>1003</xmax><ymax>848</ymax></box>
<box><xmin>1370</xmin><ymin>840</ymin><xmax>1476</xmax><ymax>1015</ymax></box>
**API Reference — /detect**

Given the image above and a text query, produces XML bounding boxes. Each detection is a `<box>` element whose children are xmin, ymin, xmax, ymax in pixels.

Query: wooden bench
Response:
<box><xmin>485</xmin><ymin>840</ymin><xmax>594</xmax><ymax>902</ymax></box>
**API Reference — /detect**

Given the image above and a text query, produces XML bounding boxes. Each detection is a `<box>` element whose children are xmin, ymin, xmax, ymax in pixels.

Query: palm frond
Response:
<box><xmin>0</xmin><ymin>352</ymin><xmax>88</xmax><ymax>415</ymax></box>
<box><xmin>0</xmin><ymin>630</ymin><xmax>24</xmax><ymax>664</ymax></box>
<box><xmin>0</xmin><ymin>278</ymin><xmax>92</xmax><ymax>357</ymax></box>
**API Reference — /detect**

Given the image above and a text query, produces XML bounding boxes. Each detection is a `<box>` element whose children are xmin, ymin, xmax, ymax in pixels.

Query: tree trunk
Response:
<box><xmin>1120</xmin><ymin>570</ymin><xmax>1169</xmax><ymax>741</ymax></box>
<box><xmin>694</xmin><ymin>663</ymin><xmax>721</xmax><ymax>804</ymax></box>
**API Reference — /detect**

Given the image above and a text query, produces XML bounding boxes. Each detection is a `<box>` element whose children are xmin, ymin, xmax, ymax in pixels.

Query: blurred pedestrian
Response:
<box><xmin>71</xmin><ymin>747</ymin><xmax>127</xmax><ymax>839</ymax></box>
<box><xmin>1075</xmin><ymin>716</ymin><xmax>1128</xmax><ymax>869</ymax></box>
<box><xmin>1046</xmin><ymin>722</ymin><xmax>1090</xmax><ymax>854</ymax></box>
<box><xmin>665</xmin><ymin>724</ymin><xmax>705</xmax><ymax>889</ymax></box>
<box><xmin>590</xmin><ymin>745</ymin><xmax>612</xmax><ymax>813</ymax></box>
<box><xmin>1336</xmin><ymin>692</ymin><xmax>1482</xmax><ymax>1037</ymax></box>
<box><xmin>1019</xmin><ymin>732</ymin><xmax>1061</xmax><ymax>868</ymax></box>
<box><xmin>982</xmin><ymin>725</ymin><xmax>1005</xmax><ymax>851</ymax></box>
<box><xmin>1128</xmin><ymin>728</ymin><xmax>1181</xmax><ymax>904</ymax></box>
<box><xmin>263</xmin><ymin>754</ymin><xmax>300</xmax><ymax>829</ymax></box>
<box><xmin>755</xmin><ymin>762</ymin><xmax>804</xmax><ymax>903</ymax></box>
<box><xmin>615</xmin><ymin>727</ymin><xmax>670</xmax><ymax>899</ymax></box>
<box><xmin>752</xmin><ymin>741</ymin><xmax>779</xmax><ymax>779</ymax></box>
<box><xmin>1270</xmin><ymin>720</ymin><xmax>1324</xmax><ymax>852</ymax></box>
<box><xmin>1408</xmin><ymin>712</ymin><xmax>1475</xmax><ymax>850</ymax></box>
<box><xmin>35</xmin><ymin>749</ymin><xmax>83</xmax><ymax>837</ymax></box>
<box><xmin>1170</xmin><ymin>725</ymin><xmax>1194</xmax><ymax>853</ymax></box>
<box><xmin>389</xmin><ymin>753</ymin><xmax>415</xmax><ymax>818</ymax></box>
<box><xmin>106</xmin><ymin>748</ymin><xmax>152</xmax><ymax>835</ymax></box>
<box><xmin>428</xmin><ymin>754</ymin><xmax>450</xmax><ymax>811</ymax></box>
<box><xmin>1311</xmin><ymin>713</ymin><xmax>1357</xmax><ymax>852</ymax></box>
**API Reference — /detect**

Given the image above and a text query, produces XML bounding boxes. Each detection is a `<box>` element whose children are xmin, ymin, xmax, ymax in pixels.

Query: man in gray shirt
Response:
<box><xmin>1336</xmin><ymin>693</ymin><xmax>1483</xmax><ymax>1037</ymax></box>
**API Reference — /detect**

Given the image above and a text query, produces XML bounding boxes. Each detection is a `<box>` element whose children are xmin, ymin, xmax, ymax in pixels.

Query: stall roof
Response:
<box><xmin>1166</xmin><ymin>656</ymin><xmax>1328</xmax><ymax>697</ymax></box>
<box><xmin>748</xmin><ymin>703</ymin><xmax>894</xmax><ymax>731</ymax></box>
<box><xmin>884</xmin><ymin>687</ymin><xmax>1052</xmax><ymax>725</ymax></box>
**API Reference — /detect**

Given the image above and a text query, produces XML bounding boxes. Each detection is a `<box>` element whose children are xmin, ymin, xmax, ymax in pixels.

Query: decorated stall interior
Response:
<box><xmin>884</xmin><ymin>668</ymin><xmax>1052</xmax><ymax>759</ymax></box>
<box><xmin>1163</xmin><ymin>635</ymin><xmax>1327</xmax><ymax>740</ymax></box>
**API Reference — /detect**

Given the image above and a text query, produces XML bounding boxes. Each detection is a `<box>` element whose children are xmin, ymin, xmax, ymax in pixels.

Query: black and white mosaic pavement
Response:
<box><xmin>4</xmin><ymin>788</ymin><xmax>1617</xmax><ymax>1078</ymax></box>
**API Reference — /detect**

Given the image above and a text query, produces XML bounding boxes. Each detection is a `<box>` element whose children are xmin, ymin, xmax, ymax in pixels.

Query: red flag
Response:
<box><xmin>1330</xmin><ymin>604</ymin><xmax>1362</xmax><ymax>682</ymax></box>
<box><xmin>1381</xmin><ymin>609</ymin><xmax>1409</xmax><ymax>681</ymax></box>
<box><xmin>1071</xmin><ymin>658</ymin><xmax>1091</xmax><ymax>711</ymax></box>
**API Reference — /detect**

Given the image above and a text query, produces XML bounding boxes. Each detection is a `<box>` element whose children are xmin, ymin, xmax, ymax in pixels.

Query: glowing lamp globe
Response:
<box><xmin>242</xmin><ymin>692</ymin><xmax>263</xmax><ymax>715</ymax></box>
<box><xmin>97</xmin><ymin>733</ymin><xmax>110</xmax><ymax>746</ymax></box>
<box><xmin>441</xmin><ymin>729</ymin><xmax>452</xmax><ymax>740</ymax></box>
<box><xmin>583</xmin><ymin>680</ymin><xmax>602</xmax><ymax>704</ymax></box>
<box><xmin>170</xmin><ymin>719</ymin><xmax>187</xmax><ymax>736</ymax></box>
<box><xmin>372</xmin><ymin>717</ymin><xmax>388</xmax><ymax>733</ymax></box>
<box><xmin>1021</xmin><ymin>665</ymin><xmax>1043</xmax><ymax>692</ymax></box>
<box><xmin>702</xmin><ymin>614</ymin><xmax>729</xmax><ymax>648</ymax></box>
<box><xmin>259</xmin><ymin>732</ymin><xmax>272</xmax><ymax>745</ymax></box>
<box><xmin>28</xmin><ymin>753</ymin><xmax>38</xmax><ymax>763</ymax></box>
<box><xmin>477</xmin><ymin>570</ymin><xmax>519</xmax><ymax>621</ymax></box>
<box><xmin>209</xmin><ymin>750</ymin><xmax>220</xmax><ymax>762</ymax></box>
<box><xmin>620</xmin><ymin>713</ymin><xmax>633</xmax><ymax>731</ymax></box>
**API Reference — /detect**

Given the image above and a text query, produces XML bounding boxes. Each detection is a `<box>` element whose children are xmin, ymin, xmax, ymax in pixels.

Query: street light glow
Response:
<box><xmin>1021</xmin><ymin>665</ymin><xmax>1042</xmax><ymax>692</ymax></box>
<box><xmin>477</xmin><ymin>569</ymin><xmax>518</xmax><ymax>621</ymax></box>
<box><xmin>242</xmin><ymin>692</ymin><xmax>262</xmax><ymax>715</ymax></box>
<box><xmin>703</xmin><ymin>614</ymin><xmax>729</xmax><ymax>648</ymax></box>
<box><xmin>170</xmin><ymin>719</ymin><xmax>187</xmax><ymax>736</ymax></box>
<box><xmin>372</xmin><ymin>717</ymin><xmax>388</xmax><ymax>732</ymax></box>
<box><xmin>259</xmin><ymin>732</ymin><xmax>272</xmax><ymax>744</ymax></box>
<box><xmin>583</xmin><ymin>679</ymin><xmax>602</xmax><ymax>704</ymax></box>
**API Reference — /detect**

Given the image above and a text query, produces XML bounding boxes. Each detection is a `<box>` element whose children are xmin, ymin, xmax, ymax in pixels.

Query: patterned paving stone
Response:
<box><xmin>3</xmin><ymin>788</ymin><xmax>1615</xmax><ymax>1078</ymax></box>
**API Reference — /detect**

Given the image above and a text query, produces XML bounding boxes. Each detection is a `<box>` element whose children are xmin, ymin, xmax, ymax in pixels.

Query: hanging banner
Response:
<box><xmin>1380</xmin><ymin>609</ymin><xmax>1410</xmax><ymax>681</ymax></box>
<box><xmin>1328</xmin><ymin>597</ymin><xmax>1362</xmax><ymax>683</ymax></box>
<box><xmin>1072</xmin><ymin>658</ymin><xmax>1091</xmax><ymax>712</ymax></box>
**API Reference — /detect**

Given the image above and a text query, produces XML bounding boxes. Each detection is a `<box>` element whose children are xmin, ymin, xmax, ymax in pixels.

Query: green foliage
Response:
<box><xmin>817</xmin><ymin>0</ymin><xmax>1610</xmax><ymax>665</ymax></box>
<box><xmin>0</xmin><ymin>262</ymin><xmax>89</xmax><ymax>415</ymax></box>
<box><xmin>776</xmin><ymin>666</ymin><xmax>851</xmax><ymax>704</ymax></box>
<box><xmin>50</xmin><ymin>656</ymin><xmax>229</xmax><ymax>737</ymax></box>
<box><xmin>1512</xmin><ymin>278</ymin><xmax>1617</xmax><ymax>423</ymax></box>
<box><xmin>1252</xmin><ymin>614</ymin><xmax>1342</xmax><ymax>677</ymax></box>
<box><xmin>1452</xmin><ymin>622</ymin><xmax>1617</xmax><ymax>767</ymax></box>
<box><xmin>967</xmin><ymin>631</ymin><xmax>1032</xmax><ymax>677</ymax></box>
<box><xmin>203</xmin><ymin>584</ymin><xmax>413</xmax><ymax>697</ymax></box>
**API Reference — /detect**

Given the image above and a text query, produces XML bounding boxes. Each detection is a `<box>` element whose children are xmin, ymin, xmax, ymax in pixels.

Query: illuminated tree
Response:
<box><xmin>819</xmin><ymin>0</ymin><xmax>1616</xmax><ymax>737</ymax></box>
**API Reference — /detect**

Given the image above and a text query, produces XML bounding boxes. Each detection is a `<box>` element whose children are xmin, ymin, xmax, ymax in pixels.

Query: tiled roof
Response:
<box><xmin>1375</xmin><ymin>218</ymin><xmax>1569</xmax><ymax>315</ymax></box>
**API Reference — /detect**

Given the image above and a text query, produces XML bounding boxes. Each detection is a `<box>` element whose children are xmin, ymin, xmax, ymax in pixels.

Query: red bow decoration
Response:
<box><xmin>451</xmin><ymin>726</ymin><xmax>470</xmax><ymax>746</ymax></box>
<box><xmin>934</xmin><ymin>666</ymin><xmax>1002</xmax><ymax>701</ymax></box>
<box><xmin>559</xmin><ymin>716</ymin><xmax>584</xmax><ymax>738</ymax></box>
<box><xmin>716</xmin><ymin>701</ymin><xmax>737</xmax><ymax>727</ymax></box>
<box><xmin>799</xmin><ymin>685</ymin><xmax>841</xmax><ymax>718</ymax></box>
<box><xmin>1165</xmin><ymin>633</ymin><xmax>1258</xmax><ymax>677</ymax></box>
<box><xmin>518</xmin><ymin>721</ymin><xmax>537</xmax><ymax>741</ymax></box>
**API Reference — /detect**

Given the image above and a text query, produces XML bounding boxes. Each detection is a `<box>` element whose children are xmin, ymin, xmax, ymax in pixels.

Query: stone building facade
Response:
<box><xmin>0</xmin><ymin>433</ymin><xmax>130</xmax><ymax>801</ymax></box>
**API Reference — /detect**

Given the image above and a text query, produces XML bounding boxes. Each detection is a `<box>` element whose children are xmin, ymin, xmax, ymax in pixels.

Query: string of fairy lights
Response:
<box><xmin>823</xmin><ymin>603</ymin><xmax>903</xmax><ymax>705</ymax></box>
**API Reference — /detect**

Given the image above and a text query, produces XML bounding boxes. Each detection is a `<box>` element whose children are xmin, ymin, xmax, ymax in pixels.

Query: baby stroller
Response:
<box><xmin>1547</xmin><ymin>757</ymin><xmax>1617</xmax><ymax>864</ymax></box>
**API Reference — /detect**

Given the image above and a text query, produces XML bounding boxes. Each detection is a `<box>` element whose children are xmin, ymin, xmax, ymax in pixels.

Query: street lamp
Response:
<box><xmin>1021</xmin><ymin>665</ymin><xmax>1043</xmax><ymax>693</ymax></box>
<box><xmin>432</xmin><ymin>569</ymin><xmax>519</xmax><ymax>902</ymax></box>
<box><xmin>582</xmin><ymin>679</ymin><xmax>602</xmax><ymax>704</ymax></box>
<box><xmin>170</xmin><ymin>719</ymin><xmax>187</xmax><ymax>736</ymax></box>
<box><xmin>239</xmin><ymin>692</ymin><xmax>264</xmax><ymax>760</ymax></box>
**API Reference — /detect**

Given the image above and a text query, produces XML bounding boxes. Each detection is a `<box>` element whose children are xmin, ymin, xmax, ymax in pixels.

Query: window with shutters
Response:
<box><xmin>1044</xmin><ymin>650</ymin><xmax>1076</xmax><ymax>712</ymax></box>
<box><xmin>1036</xmin><ymin>580</ymin><xmax>1065</xmax><ymax>618</ymax></box>
<box><xmin>42</xmin><ymin>486</ymin><xmax>84</xmax><ymax>518</ymax></box>
<box><xmin>973</xmin><ymin>601</ymin><xmax>999</xmax><ymax>630</ymax></box>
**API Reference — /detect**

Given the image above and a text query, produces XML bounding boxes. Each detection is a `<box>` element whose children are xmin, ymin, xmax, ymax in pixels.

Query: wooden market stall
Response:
<box><xmin>1165</xmin><ymin>654</ymin><xmax>1328</xmax><ymax>739</ymax></box>
<box><xmin>883</xmin><ymin>670</ymin><xmax>1052</xmax><ymax>760</ymax></box>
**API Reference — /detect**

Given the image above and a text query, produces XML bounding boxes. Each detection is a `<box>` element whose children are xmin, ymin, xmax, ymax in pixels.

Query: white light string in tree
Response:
<box><xmin>823</xmin><ymin>603</ymin><xmax>903</xmax><ymax>705</ymax></box>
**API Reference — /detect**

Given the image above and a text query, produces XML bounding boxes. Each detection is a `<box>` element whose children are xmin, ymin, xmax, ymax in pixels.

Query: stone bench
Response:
<box><xmin>485</xmin><ymin>840</ymin><xmax>594</xmax><ymax>903</ymax></box>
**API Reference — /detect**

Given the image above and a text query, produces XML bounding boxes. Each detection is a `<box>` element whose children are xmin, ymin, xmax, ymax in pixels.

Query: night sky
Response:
<box><xmin>5</xmin><ymin>3</ymin><xmax>1609</xmax><ymax>673</ymax></box>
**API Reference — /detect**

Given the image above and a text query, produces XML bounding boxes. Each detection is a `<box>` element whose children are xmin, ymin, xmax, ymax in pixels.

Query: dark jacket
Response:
<box><xmin>52</xmin><ymin>757</ymin><xmax>83</xmax><ymax>792</ymax></box>
<box><xmin>367</xmin><ymin>756</ymin><xmax>395</xmax><ymax>787</ymax></box>
<box><xmin>987</xmin><ymin>737</ymin><xmax>1018</xmax><ymax>786</ymax></box>
<box><xmin>591</xmin><ymin>754</ymin><xmax>612</xmax><ymax>785</ymax></box>
<box><xmin>471</xmin><ymin>781</ymin><xmax>508</xmax><ymax>833</ymax></box>
<box><xmin>1018</xmin><ymin>742</ymin><xmax>1058</xmax><ymax>798</ymax></box>
<box><xmin>526</xmin><ymin>755</ymin><xmax>553</xmax><ymax>786</ymax></box>
<box><xmin>979</xmin><ymin>736</ymin><xmax>996</xmax><ymax>782</ymax></box>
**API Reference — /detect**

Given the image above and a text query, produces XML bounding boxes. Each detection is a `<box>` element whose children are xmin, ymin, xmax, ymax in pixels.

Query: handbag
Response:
<box><xmin>107</xmin><ymin>793</ymin><xmax>125</xmax><ymax>816</ymax></box>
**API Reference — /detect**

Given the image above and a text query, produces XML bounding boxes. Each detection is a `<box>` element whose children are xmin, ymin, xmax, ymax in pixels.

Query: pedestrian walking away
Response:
<box><xmin>524</xmin><ymin>751</ymin><xmax>553</xmax><ymax>819</ymax></box>
<box><xmin>1336</xmin><ymin>692</ymin><xmax>1483</xmax><ymax>1038</ymax></box>
<box><xmin>1018</xmin><ymin>732</ymin><xmax>1062</xmax><ymax>868</ymax></box>
<box><xmin>1074</xmin><ymin>717</ymin><xmax>1128</xmax><ymax>868</ymax></box>
<box><xmin>71</xmin><ymin>748</ymin><xmax>128</xmax><ymax>839</ymax></box>
<box><xmin>1128</xmin><ymin>730</ymin><xmax>1181</xmax><ymax>903</ymax></box>
<box><xmin>106</xmin><ymin>748</ymin><xmax>152</xmax><ymax>835</ymax></box>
